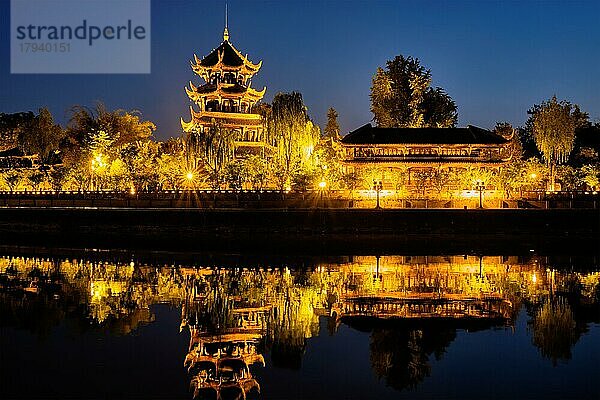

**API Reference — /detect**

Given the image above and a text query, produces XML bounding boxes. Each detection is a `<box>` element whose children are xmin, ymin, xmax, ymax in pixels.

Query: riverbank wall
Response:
<box><xmin>0</xmin><ymin>207</ymin><xmax>597</xmax><ymax>254</ymax></box>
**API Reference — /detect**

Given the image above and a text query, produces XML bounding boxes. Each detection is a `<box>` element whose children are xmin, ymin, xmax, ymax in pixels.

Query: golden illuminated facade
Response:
<box><xmin>341</xmin><ymin>123</ymin><xmax>513</xmax><ymax>189</ymax></box>
<box><xmin>181</xmin><ymin>24</ymin><xmax>269</xmax><ymax>157</ymax></box>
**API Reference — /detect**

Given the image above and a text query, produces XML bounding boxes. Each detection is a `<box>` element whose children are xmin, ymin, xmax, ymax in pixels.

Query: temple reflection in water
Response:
<box><xmin>1</xmin><ymin>254</ymin><xmax>599</xmax><ymax>396</ymax></box>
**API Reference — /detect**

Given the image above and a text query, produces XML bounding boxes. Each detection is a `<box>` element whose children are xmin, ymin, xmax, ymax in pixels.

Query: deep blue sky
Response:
<box><xmin>1</xmin><ymin>0</ymin><xmax>599</xmax><ymax>140</ymax></box>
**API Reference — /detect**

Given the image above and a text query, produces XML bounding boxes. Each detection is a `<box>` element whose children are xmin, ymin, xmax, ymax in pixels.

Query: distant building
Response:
<box><xmin>180</xmin><ymin>24</ymin><xmax>270</xmax><ymax>157</ymax></box>
<box><xmin>341</xmin><ymin>123</ymin><xmax>512</xmax><ymax>188</ymax></box>
<box><xmin>0</xmin><ymin>147</ymin><xmax>39</xmax><ymax>169</ymax></box>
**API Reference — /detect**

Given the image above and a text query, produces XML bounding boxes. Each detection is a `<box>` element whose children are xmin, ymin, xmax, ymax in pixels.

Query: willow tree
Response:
<box><xmin>186</xmin><ymin>120</ymin><xmax>235</xmax><ymax>189</ymax></box>
<box><xmin>531</xmin><ymin>299</ymin><xmax>578</xmax><ymax>365</ymax></box>
<box><xmin>269</xmin><ymin>92</ymin><xmax>320</xmax><ymax>189</ymax></box>
<box><xmin>370</xmin><ymin>55</ymin><xmax>457</xmax><ymax>128</ymax></box>
<box><xmin>529</xmin><ymin>96</ymin><xmax>588</xmax><ymax>190</ymax></box>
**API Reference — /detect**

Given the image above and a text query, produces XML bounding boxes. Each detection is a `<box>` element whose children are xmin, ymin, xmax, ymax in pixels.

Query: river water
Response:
<box><xmin>1</xmin><ymin>252</ymin><xmax>599</xmax><ymax>399</ymax></box>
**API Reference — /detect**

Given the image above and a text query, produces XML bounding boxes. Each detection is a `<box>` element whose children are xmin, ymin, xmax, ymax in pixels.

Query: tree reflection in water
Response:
<box><xmin>369</xmin><ymin>328</ymin><xmax>457</xmax><ymax>391</ymax></box>
<box><xmin>0</xmin><ymin>254</ymin><xmax>599</xmax><ymax>396</ymax></box>
<box><xmin>531</xmin><ymin>299</ymin><xmax>578</xmax><ymax>365</ymax></box>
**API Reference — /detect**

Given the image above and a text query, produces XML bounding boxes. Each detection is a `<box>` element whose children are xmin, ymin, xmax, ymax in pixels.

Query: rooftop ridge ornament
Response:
<box><xmin>223</xmin><ymin>1</ymin><xmax>229</xmax><ymax>41</ymax></box>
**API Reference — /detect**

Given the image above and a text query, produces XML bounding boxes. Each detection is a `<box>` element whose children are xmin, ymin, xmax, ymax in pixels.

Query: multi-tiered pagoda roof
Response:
<box><xmin>181</xmin><ymin>26</ymin><xmax>268</xmax><ymax>155</ymax></box>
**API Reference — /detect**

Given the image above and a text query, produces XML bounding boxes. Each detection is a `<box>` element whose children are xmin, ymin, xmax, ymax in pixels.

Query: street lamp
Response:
<box><xmin>373</xmin><ymin>179</ymin><xmax>383</xmax><ymax>209</ymax></box>
<box><xmin>319</xmin><ymin>180</ymin><xmax>327</xmax><ymax>207</ymax></box>
<box><xmin>475</xmin><ymin>180</ymin><xmax>485</xmax><ymax>208</ymax></box>
<box><xmin>184</xmin><ymin>171</ymin><xmax>195</xmax><ymax>189</ymax></box>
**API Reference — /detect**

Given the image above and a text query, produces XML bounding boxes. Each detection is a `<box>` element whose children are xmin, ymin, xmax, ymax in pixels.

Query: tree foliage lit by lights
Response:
<box><xmin>323</xmin><ymin>107</ymin><xmax>340</xmax><ymax>140</ymax></box>
<box><xmin>528</xmin><ymin>96</ymin><xmax>589</xmax><ymax>190</ymax></box>
<box><xmin>370</xmin><ymin>55</ymin><xmax>457</xmax><ymax>128</ymax></box>
<box><xmin>268</xmin><ymin>92</ymin><xmax>320</xmax><ymax>189</ymax></box>
<box><xmin>186</xmin><ymin>119</ymin><xmax>236</xmax><ymax>189</ymax></box>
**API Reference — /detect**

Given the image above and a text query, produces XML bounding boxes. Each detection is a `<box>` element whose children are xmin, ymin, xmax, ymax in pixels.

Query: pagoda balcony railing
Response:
<box><xmin>199</xmin><ymin>111</ymin><xmax>262</xmax><ymax>120</ymax></box>
<box><xmin>347</xmin><ymin>154</ymin><xmax>505</xmax><ymax>163</ymax></box>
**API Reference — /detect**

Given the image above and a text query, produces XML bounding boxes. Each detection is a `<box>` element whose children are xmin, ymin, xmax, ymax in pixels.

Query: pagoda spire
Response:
<box><xmin>223</xmin><ymin>1</ymin><xmax>229</xmax><ymax>41</ymax></box>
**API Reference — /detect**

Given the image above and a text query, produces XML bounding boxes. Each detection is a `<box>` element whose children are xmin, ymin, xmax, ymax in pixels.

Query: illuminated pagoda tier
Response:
<box><xmin>181</xmin><ymin>23</ymin><xmax>270</xmax><ymax>158</ymax></box>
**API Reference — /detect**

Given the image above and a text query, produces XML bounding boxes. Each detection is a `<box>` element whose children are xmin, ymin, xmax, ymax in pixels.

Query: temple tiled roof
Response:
<box><xmin>342</xmin><ymin>124</ymin><xmax>508</xmax><ymax>145</ymax></box>
<box><xmin>200</xmin><ymin>41</ymin><xmax>245</xmax><ymax>67</ymax></box>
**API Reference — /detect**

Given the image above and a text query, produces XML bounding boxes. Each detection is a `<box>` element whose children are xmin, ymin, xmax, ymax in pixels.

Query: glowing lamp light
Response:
<box><xmin>529</xmin><ymin>173</ymin><xmax>537</xmax><ymax>179</ymax></box>
<box><xmin>185</xmin><ymin>172</ymin><xmax>194</xmax><ymax>181</ymax></box>
<box><xmin>532</xmin><ymin>273</ymin><xmax>537</xmax><ymax>284</ymax></box>
<box><xmin>319</xmin><ymin>180</ymin><xmax>327</xmax><ymax>189</ymax></box>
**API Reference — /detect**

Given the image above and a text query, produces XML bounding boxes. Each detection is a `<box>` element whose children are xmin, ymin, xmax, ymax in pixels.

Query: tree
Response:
<box><xmin>186</xmin><ymin>120</ymin><xmax>235</xmax><ymax>189</ymax></box>
<box><xmin>430</xmin><ymin>169</ymin><xmax>452</xmax><ymax>196</ymax></box>
<box><xmin>67</xmin><ymin>103</ymin><xmax>155</xmax><ymax>149</ymax></box>
<box><xmin>323</xmin><ymin>108</ymin><xmax>340</xmax><ymax>140</ymax></box>
<box><xmin>224</xmin><ymin>159</ymin><xmax>246</xmax><ymax>191</ymax></box>
<box><xmin>48</xmin><ymin>166</ymin><xmax>68</xmax><ymax>191</ymax></box>
<box><xmin>0</xmin><ymin>112</ymin><xmax>35</xmax><ymax>151</ymax></box>
<box><xmin>291</xmin><ymin>170</ymin><xmax>317</xmax><ymax>192</ymax></box>
<box><xmin>2</xmin><ymin>169</ymin><xmax>22</xmax><ymax>191</ymax></box>
<box><xmin>120</xmin><ymin>141</ymin><xmax>160</xmax><ymax>192</ymax></box>
<box><xmin>528</xmin><ymin>96</ymin><xmax>588</xmax><ymax>190</ymax></box>
<box><xmin>244</xmin><ymin>155</ymin><xmax>269</xmax><ymax>190</ymax></box>
<box><xmin>27</xmin><ymin>171</ymin><xmax>45</xmax><ymax>190</ymax></box>
<box><xmin>157</xmin><ymin>153</ymin><xmax>186</xmax><ymax>190</ymax></box>
<box><xmin>17</xmin><ymin>108</ymin><xmax>64</xmax><ymax>168</ymax></box>
<box><xmin>455</xmin><ymin>167</ymin><xmax>495</xmax><ymax>191</ymax></box>
<box><xmin>342</xmin><ymin>171</ymin><xmax>361</xmax><ymax>200</ymax></box>
<box><xmin>370</xmin><ymin>55</ymin><xmax>457</xmax><ymax>128</ymax></box>
<box><xmin>315</xmin><ymin>113</ymin><xmax>343</xmax><ymax>189</ymax></box>
<box><xmin>268</xmin><ymin>92</ymin><xmax>320</xmax><ymax>188</ymax></box>
<box><xmin>370</xmin><ymin>68</ymin><xmax>395</xmax><ymax>128</ymax></box>
<box><xmin>64</xmin><ymin>103</ymin><xmax>156</xmax><ymax>170</ymax></box>
<box><xmin>580</xmin><ymin>164</ymin><xmax>600</xmax><ymax>189</ymax></box>
<box><xmin>413</xmin><ymin>170</ymin><xmax>433</xmax><ymax>196</ymax></box>
<box><xmin>556</xmin><ymin>165</ymin><xmax>582</xmax><ymax>191</ymax></box>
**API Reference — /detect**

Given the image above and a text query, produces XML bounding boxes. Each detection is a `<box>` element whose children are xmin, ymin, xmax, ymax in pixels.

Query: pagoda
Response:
<box><xmin>181</xmin><ymin>20</ymin><xmax>269</xmax><ymax>157</ymax></box>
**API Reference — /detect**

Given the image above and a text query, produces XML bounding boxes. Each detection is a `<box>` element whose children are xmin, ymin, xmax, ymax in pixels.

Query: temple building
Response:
<box><xmin>341</xmin><ymin>123</ymin><xmax>513</xmax><ymax>189</ymax></box>
<box><xmin>181</xmin><ymin>23</ymin><xmax>270</xmax><ymax>157</ymax></box>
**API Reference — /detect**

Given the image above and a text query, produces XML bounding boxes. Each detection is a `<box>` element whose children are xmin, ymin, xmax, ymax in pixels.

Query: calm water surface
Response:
<box><xmin>1</xmin><ymin>253</ymin><xmax>599</xmax><ymax>399</ymax></box>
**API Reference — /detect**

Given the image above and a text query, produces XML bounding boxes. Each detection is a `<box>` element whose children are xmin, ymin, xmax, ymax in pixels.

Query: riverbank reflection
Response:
<box><xmin>1</xmin><ymin>254</ymin><xmax>599</xmax><ymax>398</ymax></box>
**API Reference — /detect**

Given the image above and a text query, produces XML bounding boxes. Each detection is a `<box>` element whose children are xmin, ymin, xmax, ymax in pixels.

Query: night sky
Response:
<box><xmin>1</xmin><ymin>0</ymin><xmax>599</xmax><ymax>140</ymax></box>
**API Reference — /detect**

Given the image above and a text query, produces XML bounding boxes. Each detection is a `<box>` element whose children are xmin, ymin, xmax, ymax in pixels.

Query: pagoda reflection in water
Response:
<box><xmin>182</xmin><ymin>301</ymin><xmax>269</xmax><ymax>399</ymax></box>
<box><xmin>0</xmin><ymin>254</ymin><xmax>599</xmax><ymax>395</ymax></box>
